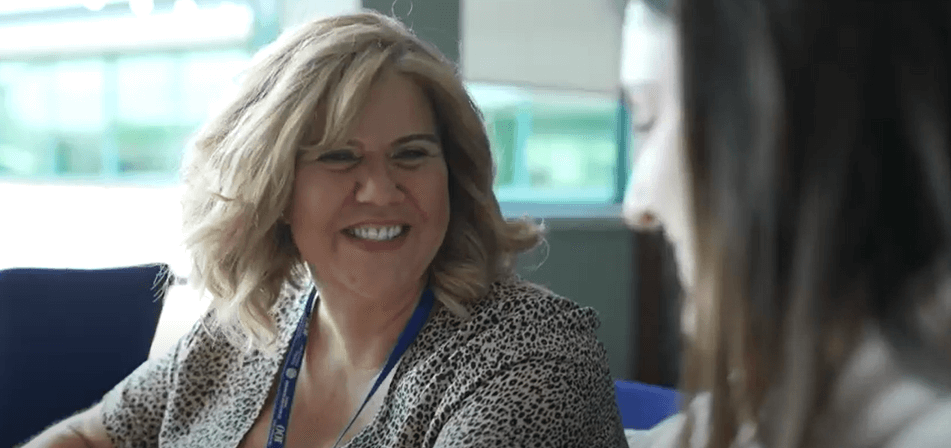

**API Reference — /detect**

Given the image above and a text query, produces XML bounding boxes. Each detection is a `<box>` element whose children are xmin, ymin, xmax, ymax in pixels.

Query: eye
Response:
<box><xmin>391</xmin><ymin>147</ymin><xmax>441</xmax><ymax>169</ymax></box>
<box><xmin>625</xmin><ymin>84</ymin><xmax>659</xmax><ymax>133</ymax></box>
<box><xmin>392</xmin><ymin>147</ymin><xmax>433</xmax><ymax>161</ymax></box>
<box><xmin>317</xmin><ymin>149</ymin><xmax>361</xmax><ymax>164</ymax></box>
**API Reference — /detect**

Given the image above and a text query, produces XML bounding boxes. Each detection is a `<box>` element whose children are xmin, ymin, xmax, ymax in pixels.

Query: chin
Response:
<box><xmin>354</xmin><ymin>274</ymin><xmax>424</xmax><ymax>297</ymax></box>
<box><xmin>670</xmin><ymin>242</ymin><xmax>695</xmax><ymax>292</ymax></box>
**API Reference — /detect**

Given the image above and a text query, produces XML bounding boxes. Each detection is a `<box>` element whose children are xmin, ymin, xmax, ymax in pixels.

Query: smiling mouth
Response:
<box><xmin>343</xmin><ymin>225</ymin><xmax>410</xmax><ymax>242</ymax></box>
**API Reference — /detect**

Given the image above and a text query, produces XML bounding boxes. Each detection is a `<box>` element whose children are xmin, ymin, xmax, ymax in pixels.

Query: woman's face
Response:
<box><xmin>288</xmin><ymin>72</ymin><xmax>450</xmax><ymax>301</ymax></box>
<box><xmin>620</xmin><ymin>1</ymin><xmax>696</xmax><ymax>292</ymax></box>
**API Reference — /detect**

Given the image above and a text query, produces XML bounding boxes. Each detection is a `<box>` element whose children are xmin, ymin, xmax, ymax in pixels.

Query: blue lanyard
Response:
<box><xmin>265</xmin><ymin>287</ymin><xmax>436</xmax><ymax>448</ymax></box>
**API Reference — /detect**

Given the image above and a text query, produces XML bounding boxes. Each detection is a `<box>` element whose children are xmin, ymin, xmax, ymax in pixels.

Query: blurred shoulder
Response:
<box><xmin>835</xmin><ymin>324</ymin><xmax>951</xmax><ymax>448</ymax></box>
<box><xmin>886</xmin><ymin>400</ymin><xmax>951</xmax><ymax>448</ymax></box>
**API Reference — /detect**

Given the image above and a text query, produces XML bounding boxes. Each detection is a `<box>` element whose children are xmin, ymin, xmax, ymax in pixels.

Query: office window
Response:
<box><xmin>0</xmin><ymin>49</ymin><xmax>249</xmax><ymax>181</ymax></box>
<box><xmin>0</xmin><ymin>59</ymin><xmax>106</xmax><ymax>177</ymax></box>
<box><xmin>470</xmin><ymin>83</ymin><xmax>625</xmax><ymax>204</ymax></box>
<box><xmin>113</xmin><ymin>50</ymin><xmax>248</xmax><ymax>176</ymax></box>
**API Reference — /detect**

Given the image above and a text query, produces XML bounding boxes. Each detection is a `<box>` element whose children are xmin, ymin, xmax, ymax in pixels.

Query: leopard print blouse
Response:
<box><xmin>100</xmin><ymin>275</ymin><xmax>628</xmax><ymax>447</ymax></box>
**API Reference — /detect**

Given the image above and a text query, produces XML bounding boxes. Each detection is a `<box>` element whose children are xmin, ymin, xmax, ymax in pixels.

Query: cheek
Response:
<box><xmin>432</xmin><ymin>171</ymin><xmax>451</xmax><ymax>231</ymax></box>
<box><xmin>413</xmin><ymin>165</ymin><xmax>450</xmax><ymax>234</ymax></box>
<box><xmin>624</xmin><ymin>136</ymin><xmax>672</xmax><ymax>223</ymax></box>
<box><xmin>288</xmin><ymin>168</ymin><xmax>339</xmax><ymax>247</ymax></box>
<box><xmin>659</xmin><ymin>147</ymin><xmax>689</xmax><ymax>232</ymax></box>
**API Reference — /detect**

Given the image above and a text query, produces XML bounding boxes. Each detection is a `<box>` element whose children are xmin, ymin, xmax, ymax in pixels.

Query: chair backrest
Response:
<box><xmin>0</xmin><ymin>264</ymin><xmax>169</xmax><ymax>447</ymax></box>
<box><xmin>615</xmin><ymin>379</ymin><xmax>681</xmax><ymax>430</ymax></box>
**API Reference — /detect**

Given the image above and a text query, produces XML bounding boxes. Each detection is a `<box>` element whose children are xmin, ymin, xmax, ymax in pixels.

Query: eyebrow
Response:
<box><xmin>345</xmin><ymin>133</ymin><xmax>440</xmax><ymax>149</ymax></box>
<box><xmin>392</xmin><ymin>133</ymin><xmax>440</xmax><ymax>147</ymax></box>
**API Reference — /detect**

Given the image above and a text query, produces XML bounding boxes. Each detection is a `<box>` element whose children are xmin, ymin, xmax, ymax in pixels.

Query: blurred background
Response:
<box><xmin>0</xmin><ymin>0</ymin><xmax>681</xmax><ymax>386</ymax></box>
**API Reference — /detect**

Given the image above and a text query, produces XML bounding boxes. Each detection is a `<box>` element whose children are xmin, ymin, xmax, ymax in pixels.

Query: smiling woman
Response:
<box><xmin>179</xmin><ymin>14</ymin><xmax>543</xmax><ymax>352</ymax></box>
<box><xmin>288</xmin><ymin>73</ymin><xmax>451</xmax><ymax>318</ymax></box>
<box><xmin>21</xmin><ymin>9</ymin><xmax>627</xmax><ymax>448</ymax></box>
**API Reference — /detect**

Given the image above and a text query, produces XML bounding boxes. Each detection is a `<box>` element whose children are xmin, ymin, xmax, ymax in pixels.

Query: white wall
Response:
<box><xmin>461</xmin><ymin>0</ymin><xmax>625</xmax><ymax>93</ymax></box>
<box><xmin>0</xmin><ymin>182</ymin><xmax>187</xmax><ymax>271</ymax></box>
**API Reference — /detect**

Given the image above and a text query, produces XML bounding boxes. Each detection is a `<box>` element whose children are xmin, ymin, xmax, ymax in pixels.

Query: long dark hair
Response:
<box><xmin>678</xmin><ymin>1</ymin><xmax>951</xmax><ymax>447</ymax></box>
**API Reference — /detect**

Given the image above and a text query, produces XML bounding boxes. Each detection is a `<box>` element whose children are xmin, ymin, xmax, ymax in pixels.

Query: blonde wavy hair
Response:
<box><xmin>181</xmin><ymin>11</ymin><xmax>543</xmax><ymax>351</ymax></box>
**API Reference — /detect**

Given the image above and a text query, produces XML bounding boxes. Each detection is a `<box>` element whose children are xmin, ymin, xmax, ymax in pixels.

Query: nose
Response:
<box><xmin>622</xmin><ymin>154</ymin><xmax>664</xmax><ymax>231</ymax></box>
<box><xmin>622</xmin><ymin>186</ymin><xmax>662</xmax><ymax>230</ymax></box>
<box><xmin>354</xmin><ymin>158</ymin><xmax>406</xmax><ymax>205</ymax></box>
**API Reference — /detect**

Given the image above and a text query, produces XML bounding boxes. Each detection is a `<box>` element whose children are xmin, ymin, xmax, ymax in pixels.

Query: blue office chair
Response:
<box><xmin>0</xmin><ymin>264</ymin><xmax>170</xmax><ymax>447</ymax></box>
<box><xmin>615</xmin><ymin>379</ymin><xmax>681</xmax><ymax>430</ymax></box>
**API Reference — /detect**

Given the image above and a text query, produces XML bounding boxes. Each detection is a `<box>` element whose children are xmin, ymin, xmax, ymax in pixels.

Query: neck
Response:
<box><xmin>307</xmin><ymin>280</ymin><xmax>426</xmax><ymax>374</ymax></box>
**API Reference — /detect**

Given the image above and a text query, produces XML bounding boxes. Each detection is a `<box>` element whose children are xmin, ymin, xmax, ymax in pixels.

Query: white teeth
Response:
<box><xmin>348</xmin><ymin>225</ymin><xmax>406</xmax><ymax>241</ymax></box>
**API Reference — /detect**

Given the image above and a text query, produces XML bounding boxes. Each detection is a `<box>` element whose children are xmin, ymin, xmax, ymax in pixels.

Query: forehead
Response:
<box><xmin>350</xmin><ymin>72</ymin><xmax>437</xmax><ymax>137</ymax></box>
<box><xmin>620</xmin><ymin>1</ymin><xmax>674</xmax><ymax>88</ymax></box>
